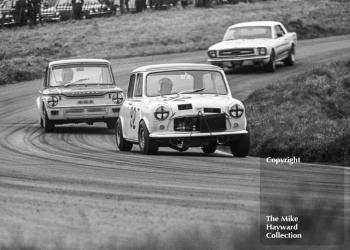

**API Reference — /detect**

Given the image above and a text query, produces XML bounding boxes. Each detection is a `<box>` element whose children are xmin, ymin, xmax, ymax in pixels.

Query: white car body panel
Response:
<box><xmin>37</xmin><ymin>59</ymin><xmax>123</xmax><ymax>128</ymax></box>
<box><xmin>119</xmin><ymin>63</ymin><xmax>248</xmax><ymax>145</ymax></box>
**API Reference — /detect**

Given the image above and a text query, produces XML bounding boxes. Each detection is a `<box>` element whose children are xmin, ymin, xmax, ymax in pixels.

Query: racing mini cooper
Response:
<box><xmin>116</xmin><ymin>63</ymin><xmax>250</xmax><ymax>156</ymax></box>
<box><xmin>36</xmin><ymin>59</ymin><xmax>123</xmax><ymax>132</ymax></box>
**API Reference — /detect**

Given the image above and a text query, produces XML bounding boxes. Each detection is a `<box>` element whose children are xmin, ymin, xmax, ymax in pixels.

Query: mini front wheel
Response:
<box><xmin>230</xmin><ymin>133</ymin><xmax>250</xmax><ymax>157</ymax></box>
<box><xmin>138</xmin><ymin>121</ymin><xmax>158</xmax><ymax>155</ymax></box>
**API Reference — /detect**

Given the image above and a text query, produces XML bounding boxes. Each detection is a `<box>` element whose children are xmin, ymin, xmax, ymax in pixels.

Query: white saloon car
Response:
<box><xmin>36</xmin><ymin>59</ymin><xmax>123</xmax><ymax>132</ymax></box>
<box><xmin>208</xmin><ymin>21</ymin><xmax>297</xmax><ymax>72</ymax></box>
<box><xmin>116</xmin><ymin>63</ymin><xmax>250</xmax><ymax>156</ymax></box>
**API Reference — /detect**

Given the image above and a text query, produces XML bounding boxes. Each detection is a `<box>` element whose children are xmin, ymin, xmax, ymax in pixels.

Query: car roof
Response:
<box><xmin>228</xmin><ymin>21</ymin><xmax>282</xmax><ymax>29</ymax></box>
<box><xmin>132</xmin><ymin>63</ymin><xmax>222</xmax><ymax>73</ymax></box>
<box><xmin>49</xmin><ymin>59</ymin><xmax>110</xmax><ymax>67</ymax></box>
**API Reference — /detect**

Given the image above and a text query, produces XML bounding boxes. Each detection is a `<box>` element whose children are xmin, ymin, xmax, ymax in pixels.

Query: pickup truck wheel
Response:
<box><xmin>116</xmin><ymin>119</ymin><xmax>133</xmax><ymax>151</ymax></box>
<box><xmin>265</xmin><ymin>51</ymin><xmax>276</xmax><ymax>72</ymax></box>
<box><xmin>284</xmin><ymin>46</ymin><xmax>296</xmax><ymax>66</ymax></box>
<box><xmin>138</xmin><ymin>121</ymin><xmax>158</xmax><ymax>155</ymax></box>
<box><xmin>43</xmin><ymin>109</ymin><xmax>54</xmax><ymax>133</ymax></box>
<box><xmin>201</xmin><ymin>143</ymin><xmax>217</xmax><ymax>154</ymax></box>
<box><xmin>40</xmin><ymin>117</ymin><xmax>44</xmax><ymax>128</ymax></box>
<box><xmin>230</xmin><ymin>133</ymin><xmax>250</xmax><ymax>157</ymax></box>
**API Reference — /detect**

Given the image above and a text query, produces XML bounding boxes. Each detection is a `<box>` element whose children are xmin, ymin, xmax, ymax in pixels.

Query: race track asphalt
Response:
<box><xmin>0</xmin><ymin>35</ymin><xmax>349</xmax><ymax>248</ymax></box>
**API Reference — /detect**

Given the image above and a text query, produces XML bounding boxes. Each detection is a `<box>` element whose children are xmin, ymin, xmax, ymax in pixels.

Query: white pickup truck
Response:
<box><xmin>207</xmin><ymin>21</ymin><xmax>297</xmax><ymax>72</ymax></box>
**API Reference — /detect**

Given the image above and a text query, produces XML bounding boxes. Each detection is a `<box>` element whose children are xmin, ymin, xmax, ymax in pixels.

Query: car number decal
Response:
<box><xmin>130</xmin><ymin>107</ymin><xmax>136</xmax><ymax>129</ymax></box>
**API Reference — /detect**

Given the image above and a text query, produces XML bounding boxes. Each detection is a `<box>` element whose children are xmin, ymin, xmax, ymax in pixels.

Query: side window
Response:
<box><xmin>134</xmin><ymin>74</ymin><xmax>143</xmax><ymax>97</ymax></box>
<box><xmin>127</xmin><ymin>74</ymin><xmax>136</xmax><ymax>98</ymax></box>
<box><xmin>44</xmin><ymin>66</ymin><xmax>48</xmax><ymax>88</ymax></box>
<box><xmin>275</xmin><ymin>25</ymin><xmax>285</xmax><ymax>38</ymax></box>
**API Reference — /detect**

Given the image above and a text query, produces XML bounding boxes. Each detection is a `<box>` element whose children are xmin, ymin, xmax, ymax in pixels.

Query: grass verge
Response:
<box><xmin>1</xmin><ymin>0</ymin><xmax>350</xmax><ymax>85</ymax></box>
<box><xmin>244</xmin><ymin>58</ymin><xmax>350</xmax><ymax>165</ymax></box>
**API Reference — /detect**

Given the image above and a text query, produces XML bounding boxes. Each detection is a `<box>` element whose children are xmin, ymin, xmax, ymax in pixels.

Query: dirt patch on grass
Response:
<box><xmin>245</xmin><ymin>59</ymin><xmax>350</xmax><ymax>165</ymax></box>
<box><xmin>1</xmin><ymin>0</ymin><xmax>350</xmax><ymax>85</ymax></box>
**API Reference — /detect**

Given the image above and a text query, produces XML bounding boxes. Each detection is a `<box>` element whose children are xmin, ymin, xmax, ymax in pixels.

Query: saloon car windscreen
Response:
<box><xmin>223</xmin><ymin>26</ymin><xmax>272</xmax><ymax>40</ymax></box>
<box><xmin>146</xmin><ymin>70</ymin><xmax>228</xmax><ymax>97</ymax></box>
<box><xmin>49</xmin><ymin>64</ymin><xmax>113</xmax><ymax>87</ymax></box>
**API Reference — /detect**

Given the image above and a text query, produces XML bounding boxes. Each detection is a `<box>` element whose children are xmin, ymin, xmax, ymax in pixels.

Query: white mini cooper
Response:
<box><xmin>116</xmin><ymin>63</ymin><xmax>250</xmax><ymax>156</ymax></box>
<box><xmin>36</xmin><ymin>59</ymin><xmax>123</xmax><ymax>132</ymax></box>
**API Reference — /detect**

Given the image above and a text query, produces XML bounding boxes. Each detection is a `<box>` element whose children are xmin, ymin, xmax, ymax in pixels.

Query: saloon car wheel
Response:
<box><xmin>265</xmin><ymin>51</ymin><xmax>276</xmax><ymax>73</ymax></box>
<box><xmin>43</xmin><ymin>109</ymin><xmax>54</xmax><ymax>133</ymax></box>
<box><xmin>116</xmin><ymin>119</ymin><xmax>133</xmax><ymax>151</ymax></box>
<box><xmin>138</xmin><ymin>121</ymin><xmax>158</xmax><ymax>155</ymax></box>
<box><xmin>284</xmin><ymin>45</ymin><xmax>296</xmax><ymax>66</ymax></box>
<box><xmin>106</xmin><ymin>119</ymin><xmax>117</xmax><ymax>129</ymax></box>
<box><xmin>201</xmin><ymin>143</ymin><xmax>217</xmax><ymax>154</ymax></box>
<box><xmin>230</xmin><ymin>133</ymin><xmax>250</xmax><ymax>157</ymax></box>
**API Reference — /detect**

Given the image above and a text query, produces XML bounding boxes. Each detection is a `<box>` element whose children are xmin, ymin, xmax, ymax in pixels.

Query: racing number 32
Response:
<box><xmin>130</xmin><ymin>107</ymin><xmax>137</xmax><ymax>129</ymax></box>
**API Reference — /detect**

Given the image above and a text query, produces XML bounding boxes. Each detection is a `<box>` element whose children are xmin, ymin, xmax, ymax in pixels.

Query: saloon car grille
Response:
<box><xmin>218</xmin><ymin>49</ymin><xmax>255</xmax><ymax>57</ymax></box>
<box><xmin>65</xmin><ymin>108</ymin><xmax>107</xmax><ymax>114</ymax></box>
<box><xmin>174</xmin><ymin>113</ymin><xmax>226</xmax><ymax>132</ymax></box>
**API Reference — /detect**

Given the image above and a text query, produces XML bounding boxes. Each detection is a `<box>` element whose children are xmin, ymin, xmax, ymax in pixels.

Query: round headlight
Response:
<box><xmin>257</xmin><ymin>47</ymin><xmax>267</xmax><ymax>55</ymax></box>
<box><xmin>154</xmin><ymin>106</ymin><xmax>170</xmax><ymax>120</ymax></box>
<box><xmin>47</xmin><ymin>96</ymin><xmax>58</xmax><ymax>107</ymax></box>
<box><xmin>112</xmin><ymin>92</ymin><xmax>124</xmax><ymax>104</ymax></box>
<box><xmin>229</xmin><ymin>104</ymin><xmax>244</xmax><ymax>118</ymax></box>
<box><xmin>208</xmin><ymin>50</ymin><xmax>217</xmax><ymax>58</ymax></box>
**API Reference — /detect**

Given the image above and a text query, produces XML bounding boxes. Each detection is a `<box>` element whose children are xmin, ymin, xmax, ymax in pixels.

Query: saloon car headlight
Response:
<box><xmin>47</xmin><ymin>96</ymin><xmax>58</xmax><ymax>108</ymax></box>
<box><xmin>208</xmin><ymin>50</ymin><xmax>217</xmax><ymax>58</ymax></box>
<box><xmin>229</xmin><ymin>104</ymin><xmax>244</xmax><ymax>118</ymax></box>
<box><xmin>257</xmin><ymin>47</ymin><xmax>267</xmax><ymax>56</ymax></box>
<box><xmin>154</xmin><ymin>106</ymin><xmax>170</xmax><ymax>121</ymax></box>
<box><xmin>111</xmin><ymin>92</ymin><xmax>124</xmax><ymax>104</ymax></box>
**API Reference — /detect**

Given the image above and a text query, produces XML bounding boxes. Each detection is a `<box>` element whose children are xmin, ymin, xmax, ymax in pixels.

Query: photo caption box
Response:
<box><xmin>260</xmin><ymin>157</ymin><xmax>344</xmax><ymax>246</ymax></box>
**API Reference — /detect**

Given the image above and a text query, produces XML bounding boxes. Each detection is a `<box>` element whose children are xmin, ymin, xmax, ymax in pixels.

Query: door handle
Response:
<box><xmin>127</xmin><ymin>102</ymin><xmax>132</xmax><ymax>106</ymax></box>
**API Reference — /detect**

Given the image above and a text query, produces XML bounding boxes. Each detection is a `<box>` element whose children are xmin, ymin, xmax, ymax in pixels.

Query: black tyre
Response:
<box><xmin>283</xmin><ymin>45</ymin><xmax>296</xmax><ymax>66</ymax></box>
<box><xmin>201</xmin><ymin>143</ymin><xmax>217</xmax><ymax>154</ymax></box>
<box><xmin>40</xmin><ymin>117</ymin><xmax>44</xmax><ymax>128</ymax></box>
<box><xmin>230</xmin><ymin>133</ymin><xmax>250</xmax><ymax>157</ymax></box>
<box><xmin>43</xmin><ymin>109</ymin><xmax>54</xmax><ymax>132</ymax></box>
<box><xmin>265</xmin><ymin>51</ymin><xmax>276</xmax><ymax>73</ymax></box>
<box><xmin>138</xmin><ymin>121</ymin><xmax>158</xmax><ymax>155</ymax></box>
<box><xmin>116</xmin><ymin>119</ymin><xmax>133</xmax><ymax>151</ymax></box>
<box><xmin>106</xmin><ymin>119</ymin><xmax>117</xmax><ymax>129</ymax></box>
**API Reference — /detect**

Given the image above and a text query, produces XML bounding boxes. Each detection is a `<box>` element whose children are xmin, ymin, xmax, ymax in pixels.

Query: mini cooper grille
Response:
<box><xmin>204</xmin><ymin>108</ymin><xmax>221</xmax><ymax>113</ymax></box>
<box><xmin>219</xmin><ymin>49</ymin><xmax>255</xmax><ymax>57</ymax></box>
<box><xmin>174</xmin><ymin>114</ymin><xmax>226</xmax><ymax>132</ymax></box>
<box><xmin>178</xmin><ymin>104</ymin><xmax>192</xmax><ymax>110</ymax></box>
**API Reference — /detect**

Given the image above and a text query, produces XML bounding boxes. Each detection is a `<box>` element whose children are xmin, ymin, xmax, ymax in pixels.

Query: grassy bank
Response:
<box><xmin>245</xmin><ymin>59</ymin><xmax>350</xmax><ymax>165</ymax></box>
<box><xmin>1</xmin><ymin>0</ymin><xmax>350</xmax><ymax>85</ymax></box>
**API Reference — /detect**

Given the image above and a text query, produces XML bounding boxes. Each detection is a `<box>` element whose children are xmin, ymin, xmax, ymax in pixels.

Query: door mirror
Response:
<box><xmin>277</xmin><ymin>32</ymin><xmax>283</xmax><ymax>38</ymax></box>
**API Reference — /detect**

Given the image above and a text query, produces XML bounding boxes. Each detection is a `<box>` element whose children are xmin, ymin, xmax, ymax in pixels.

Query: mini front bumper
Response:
<box><xmin>150</xmin><ymin>130</ymin><xmax>248</xmax><ymax>147</ymax></box>
<box><xmin>150</xmin><ymin>130</ymin><xmax>247</xmax><ymax>138</ymax></box>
